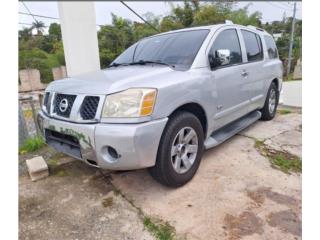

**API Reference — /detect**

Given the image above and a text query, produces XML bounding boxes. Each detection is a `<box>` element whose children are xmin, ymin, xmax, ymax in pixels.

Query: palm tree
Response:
<box><xmin>32</xmin><ymin>21</ymin><xmax>45</xmax><ymax>35</ymax></box>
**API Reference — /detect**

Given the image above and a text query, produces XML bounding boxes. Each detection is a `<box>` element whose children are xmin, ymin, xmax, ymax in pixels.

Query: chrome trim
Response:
<box><xmin>44</xmin><ymin>91</ymin><xmax>106</xmax><ymax>123</ymax></box>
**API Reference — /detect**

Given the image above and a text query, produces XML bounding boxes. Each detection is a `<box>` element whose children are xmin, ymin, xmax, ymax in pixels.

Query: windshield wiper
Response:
<box><xmin>109</xmin><ymin>62</ymin><xmax>129</xmax><ymax>67</ymax></box>
<box><xmin>129</xmin><ymin>60</ymin><xmax>175</xmax><ymax>69</ymax></box>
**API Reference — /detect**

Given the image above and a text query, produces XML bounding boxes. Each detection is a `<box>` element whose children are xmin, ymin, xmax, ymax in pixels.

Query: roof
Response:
<box><xmin>152</xmin><ymin>23</ymin><xmax>271</xmax><ymax>38</ymax></box>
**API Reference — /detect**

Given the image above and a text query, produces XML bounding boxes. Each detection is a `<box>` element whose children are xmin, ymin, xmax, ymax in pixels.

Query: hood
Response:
<box><xmin>46</xmin><ymin>65</ymin><xmax>183</xmax><ymax>95</ymax></box>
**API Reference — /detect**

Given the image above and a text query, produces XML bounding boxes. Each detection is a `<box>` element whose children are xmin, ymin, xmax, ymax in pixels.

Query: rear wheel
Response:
<box><xmin>260</xmin><ymin>82</ymin><xmax>279</xmax><ymax>121</ymax></box>
<box><xmin>149</xmin><ymin>111</ymin><xmax>204</xmax><ymax>187</ymax></box>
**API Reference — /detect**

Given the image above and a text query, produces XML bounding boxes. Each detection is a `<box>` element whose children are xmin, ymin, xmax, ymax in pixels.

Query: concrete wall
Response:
<box><xmin>52</xmin><ymin>66</ymin><xmax>67</xmax><ymax>81</ymax></box>
<box><xmin>293</xmin><ymin>59</ymin><xmax>302</xmax><ymax>80</ymax></box>
<box><xmin>19</xmin><ymin>69</ymin><xmax>47</xmax><ymax>92</ymax></box>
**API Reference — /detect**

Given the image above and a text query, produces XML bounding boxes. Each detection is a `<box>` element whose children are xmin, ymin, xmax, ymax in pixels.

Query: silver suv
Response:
<box><xmin>38</xmin><ymin>23</ymin><xmax>282</xmax><ymax>187</ymax></box>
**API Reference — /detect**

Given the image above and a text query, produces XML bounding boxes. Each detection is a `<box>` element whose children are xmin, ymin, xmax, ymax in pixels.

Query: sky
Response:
<box><xmin>18</xmin><ymin>1</ymin><xmax>302</xmax><ymax>32</ymax></box>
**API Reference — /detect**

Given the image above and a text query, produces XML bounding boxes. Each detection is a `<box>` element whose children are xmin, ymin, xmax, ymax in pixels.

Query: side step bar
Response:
<box><xmin>204</xmin><ymin>111</ymin><xmax>261</xmax><ymax>149</ymax></box>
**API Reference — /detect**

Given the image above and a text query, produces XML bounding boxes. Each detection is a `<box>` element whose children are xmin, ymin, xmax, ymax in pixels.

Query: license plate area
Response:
<box><xmin>45</xmin><ymin>129</ymin><xmax>82</xmax><ymax>159</ymax></box>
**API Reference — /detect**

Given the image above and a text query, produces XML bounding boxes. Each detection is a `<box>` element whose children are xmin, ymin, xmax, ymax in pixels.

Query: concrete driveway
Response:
<box><xmin>19</xmin><ymin>109</ymin><xmax>301</xmax><ymax>240</ymax></box>
<box><xmin>111</xmin><ymin>110</ymin><xmax>302</xmax><ymax>240</ymax></box>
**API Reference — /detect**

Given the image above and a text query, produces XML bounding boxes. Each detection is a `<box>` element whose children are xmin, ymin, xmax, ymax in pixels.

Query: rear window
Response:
<box><xmin>241</xmin><ymin>30</ymin><xmax>263</xmax><ymax>62</ymax></box>
<box><xmin>264</xmin><ymin>35</ymin><xmax>278</xmax><ymax>59</ymax></box>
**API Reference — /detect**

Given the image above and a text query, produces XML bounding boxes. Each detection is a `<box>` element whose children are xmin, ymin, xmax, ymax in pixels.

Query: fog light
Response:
<box><xmin>108</xmin><ymin>146</ymin><xmax>120</xmax><ymax>159</ymax></box>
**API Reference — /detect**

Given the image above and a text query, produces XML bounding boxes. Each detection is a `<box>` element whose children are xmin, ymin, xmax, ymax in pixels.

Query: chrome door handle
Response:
<box><xmin>241</xmin><ymin>70</ymin><xmax>249</xmax><ymax>77</ymax></box>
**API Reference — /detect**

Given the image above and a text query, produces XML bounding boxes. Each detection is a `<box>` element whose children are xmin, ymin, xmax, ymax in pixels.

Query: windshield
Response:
<box><xmin>111</xmin><ymin>29</ymin><xmax>209</xmax><ymax>70</ymax></box>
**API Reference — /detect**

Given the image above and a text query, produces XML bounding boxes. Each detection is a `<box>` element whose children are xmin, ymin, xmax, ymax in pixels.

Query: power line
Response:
<box><xmin>120</xmin><ymin>1</ymin><xmax>159</xmax><ymax>33</ymax></box>
<box><xmin>19</xmin><ymin>11</ymin><xmax>104</xmax><ymax>27</ymax></box>
<box><xmin>19</xmin><ymin>22</ymin><xmax>33</xmax><ymax>27</ymax></box>
<box><xmin>19</xmin><ymin>11</ymin><xmax>59</xmax><ymax>20</ymax></box>
<box><xmin>20</xmin><ymin>1</ymin><xmax>159</xmax><ymax>31</ymax></box>
<box><xmin>21</xmin><ymin>1</ymin><xmax>38</xmax><ymax>23</ymax></box>
<box><xmin>274</xmin><ymin>2</ymin><xmax>292</xmax><ymax>11</ymax></box>
<box><xmin>278</xmin><ymin>2</ymin><xmax>293</xmax><ymax>9</ymax></box>
<box><xmin>19</xmin><ymin>22</ymin><xmax>48</xmax><ymax>28</ymax></box>
<box><xmin>268</xmin><ymin>2</ymin><xmax>299</xmax><ymax>12</ymax></box>
<box><xmin>268</xmin><ymin>2</ymin><xmax>291</xmax><ymax>11</ymax></box>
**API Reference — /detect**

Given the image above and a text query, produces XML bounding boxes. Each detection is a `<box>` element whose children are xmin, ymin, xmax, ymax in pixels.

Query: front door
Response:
<box><xmin>209</xmin><ymin>28</ymin><xmax>250</xmax><ymax>130</ymax></box>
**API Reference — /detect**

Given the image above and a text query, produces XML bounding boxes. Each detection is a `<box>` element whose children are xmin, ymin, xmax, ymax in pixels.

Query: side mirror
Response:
<box><xmin>208</xmin><ymin>49</ymin><xmax>231</xmax><ymax>70</ymax></box>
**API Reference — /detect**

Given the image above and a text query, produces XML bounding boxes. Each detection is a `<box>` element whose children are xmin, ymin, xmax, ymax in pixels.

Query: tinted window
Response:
<box><xmin>112</xmin><ymin>30</ymin><xmax>209</xmax><ymax>70</ymax></box>
<box><xmin>264</xmin><ymin>35</ymin><xmax>278</xmax><ymax>59</ymax></box>
<box><xmin>241</xmin><ymin>30</ymin><xmax>263</xmax><ymax>62</ymax></box>
<box><xmin>210</xmin><ymin>29</ymin><xmax>242</xmax><ymax>65</ymax></box>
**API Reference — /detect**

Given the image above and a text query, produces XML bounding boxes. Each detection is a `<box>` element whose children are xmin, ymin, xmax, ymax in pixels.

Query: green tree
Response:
<box><xmin>48</xmin><ymin>23</ymin><xmax>62</xmax><ymax>41</ymax></box>
<box><xmin>19</xmin><ymin>27</ymin><xmax>32</xmax><ymax>41</ymax></box>
<box><xmin>160</xmin><ymin>16</ymin><xmax>183</xmax><ymax>32</ymax></box>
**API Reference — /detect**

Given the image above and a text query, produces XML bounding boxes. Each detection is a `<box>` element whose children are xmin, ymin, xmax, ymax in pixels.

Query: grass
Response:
<box><xmin>277</xmin><ymin>109</ymin><xmax>292</xmax><ymax>115</ymax></box>
<box><xmin>107</xmin><ymin>185</ymin><xmax>176</xmax><ymax>239</ymax></box>
<box><xmin>254</xmin><ymin>140</ymin><xmax>301</xmax><ymax>174</ymax></box>
<box><xmin>270</xmin><ymin>153</ymin><xmax>302</xmax><ymax>173</ymax></box>
<box><xmin>283</xmin><ymin>73</ymin><xmax>301</xmax><ymax>81</ymax></box>
<box><xmin>19</xmin><ymin>136</ymin><xmax>46</xmax><ymax>154</ymax></box>
<box><xmin>102</xmin><ymin>197</ymin><xmax>113</xmax><ymax>208</ymax></box>
<box><xmin>143</xmin><ymin>216</ymin><xmax>175</xmax><ymax>240</ymax></box>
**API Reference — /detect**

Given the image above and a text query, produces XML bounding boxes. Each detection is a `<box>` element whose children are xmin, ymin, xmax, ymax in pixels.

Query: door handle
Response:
<box><xmin>241</xmin><ymin>70</ymin><xmax>249</xmax><ymax>77</ymax></box>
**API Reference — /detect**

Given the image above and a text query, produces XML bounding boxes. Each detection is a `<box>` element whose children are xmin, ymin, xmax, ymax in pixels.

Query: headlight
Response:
<box><xmin>102</xmin><ymin>88</ymin><xmax>157</xmax><ymax>118</ymax></box>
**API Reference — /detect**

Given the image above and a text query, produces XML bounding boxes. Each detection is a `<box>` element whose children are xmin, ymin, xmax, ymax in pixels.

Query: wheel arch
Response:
<box><xmin>272</xmin><ymin>78</ymin><xmax>280</xmax><ymax>91</ymax></box>
<box><xmin>169</xmin><ymin>102</ymin><xmax>208</xmax><ymax>138</ymax></box>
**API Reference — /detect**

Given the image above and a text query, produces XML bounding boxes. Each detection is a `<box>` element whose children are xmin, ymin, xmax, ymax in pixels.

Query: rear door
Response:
<box><xmin>238</xmin><ymin>29</ymin><xmax>267</xmax><ymax>111</ymax></box>
<box><xmin>208</xmin><ymin>27</ymin><xmax>251</xmax><ymax>130</ymax></box>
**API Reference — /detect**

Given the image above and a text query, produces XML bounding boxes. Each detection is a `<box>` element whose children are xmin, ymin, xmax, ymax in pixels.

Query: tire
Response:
<box><xmin>260</xmin><ymin>82</ymin><xmax>279</xmax><ymax>121</ymax></box>
<box><xmin>149</xmin><ymin>111</ymin><xmax>204</xmax><ymax>187</ymax></box>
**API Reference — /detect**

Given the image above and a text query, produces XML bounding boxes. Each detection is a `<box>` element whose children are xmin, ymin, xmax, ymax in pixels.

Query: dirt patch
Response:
<box><xmin>247</xmin><ymin>187</ymin><xmax>299</xmax><ymax>207</ymax></box>
<box><xmin>255</xmin><ymin>140</ymin><xmax>301</xmax><ymax>174</ymax></box>
<box><xmin>224</xmin><ymin>211</ymin><xmax>264</xmax><ymax>239</ymax></box>
<box><xmin>19</xmin><ymin>161</ymin><xmax>154</xmax><ymax>240</ymax></box>
<box><xmin>267</xmin><ymin>210</ymin><xmax>302</xmax><ymax>237</ymax></box>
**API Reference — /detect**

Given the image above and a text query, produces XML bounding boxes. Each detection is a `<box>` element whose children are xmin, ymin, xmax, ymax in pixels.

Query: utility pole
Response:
<box><xmin>287</xmin><ymin>2</ymin><xmax>297</xmax><ymax>77</ymax></box>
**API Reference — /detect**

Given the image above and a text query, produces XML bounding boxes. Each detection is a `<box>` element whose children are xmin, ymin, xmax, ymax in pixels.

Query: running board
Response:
<box><xmin>204</xmin><ymin>111</ymin><xmax>261</xmax><ymax>149</ymax></box>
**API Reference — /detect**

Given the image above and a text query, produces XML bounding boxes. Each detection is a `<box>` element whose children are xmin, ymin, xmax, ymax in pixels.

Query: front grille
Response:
<box><xmin>80</xmin><ymin>96</ymin><xmax>100</xmax><ymax>120</ymax></box>
<box><xmin>53</xmin><ymin>93</ymin><xmax>76</xmax><ymax>118</ymax></box>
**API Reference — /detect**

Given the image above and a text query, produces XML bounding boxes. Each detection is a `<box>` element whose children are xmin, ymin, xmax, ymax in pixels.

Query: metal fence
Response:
<box><xmin>19</xmin><ymin>94</ymin><xmax>43</xmax><ymax>146</ymax></box>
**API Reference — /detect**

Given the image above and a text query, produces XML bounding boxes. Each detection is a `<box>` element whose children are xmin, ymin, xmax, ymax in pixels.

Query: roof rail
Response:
<box><xmin>225</xmin><ymin>20</ymin><xmax>233</xmax><ymax>24</ymax></box>
<box><xmin>247</xmin><ymin>25</ymin><xmax>265</xmax><ymax>32</ymax></box>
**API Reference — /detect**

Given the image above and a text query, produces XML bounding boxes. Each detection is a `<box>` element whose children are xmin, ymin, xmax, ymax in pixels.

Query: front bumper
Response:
<box><xmin>38</xmin><ymin>111</ymin><xmax>168</xmax><ymax>170</ymax></box>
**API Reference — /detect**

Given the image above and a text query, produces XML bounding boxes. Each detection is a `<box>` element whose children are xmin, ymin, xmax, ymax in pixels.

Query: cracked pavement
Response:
<box><xmin>111</xmin><ymin>111</ymin><xmax>302</xmax><ymax>239</ymax></box>
<box><xmin>19</xmin><ymin>110</ymin><xmax>301</xmax><ymax>240</ymax></box>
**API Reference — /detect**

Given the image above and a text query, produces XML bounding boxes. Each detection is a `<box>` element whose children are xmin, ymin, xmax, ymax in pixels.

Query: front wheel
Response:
<box><xmin>260</xmin><ymin>82</ymin><xmax>279</xmax><ymax>121</ymax></box>
<box><xmin>148</xmin><ymin>111</ymin><xmax>204</xmax><ymax>187</ymax></box>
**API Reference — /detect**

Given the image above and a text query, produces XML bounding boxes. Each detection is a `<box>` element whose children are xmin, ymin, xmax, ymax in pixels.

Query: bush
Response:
<box><xmin>19</xmin><ymin>136</ymin><xmax>46</xmax><ymax>154</ymax></box>
<box><xmin>19</xmin><ymin>48</ymin><xmax>64</xmax><ymax>83</ymax></box>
